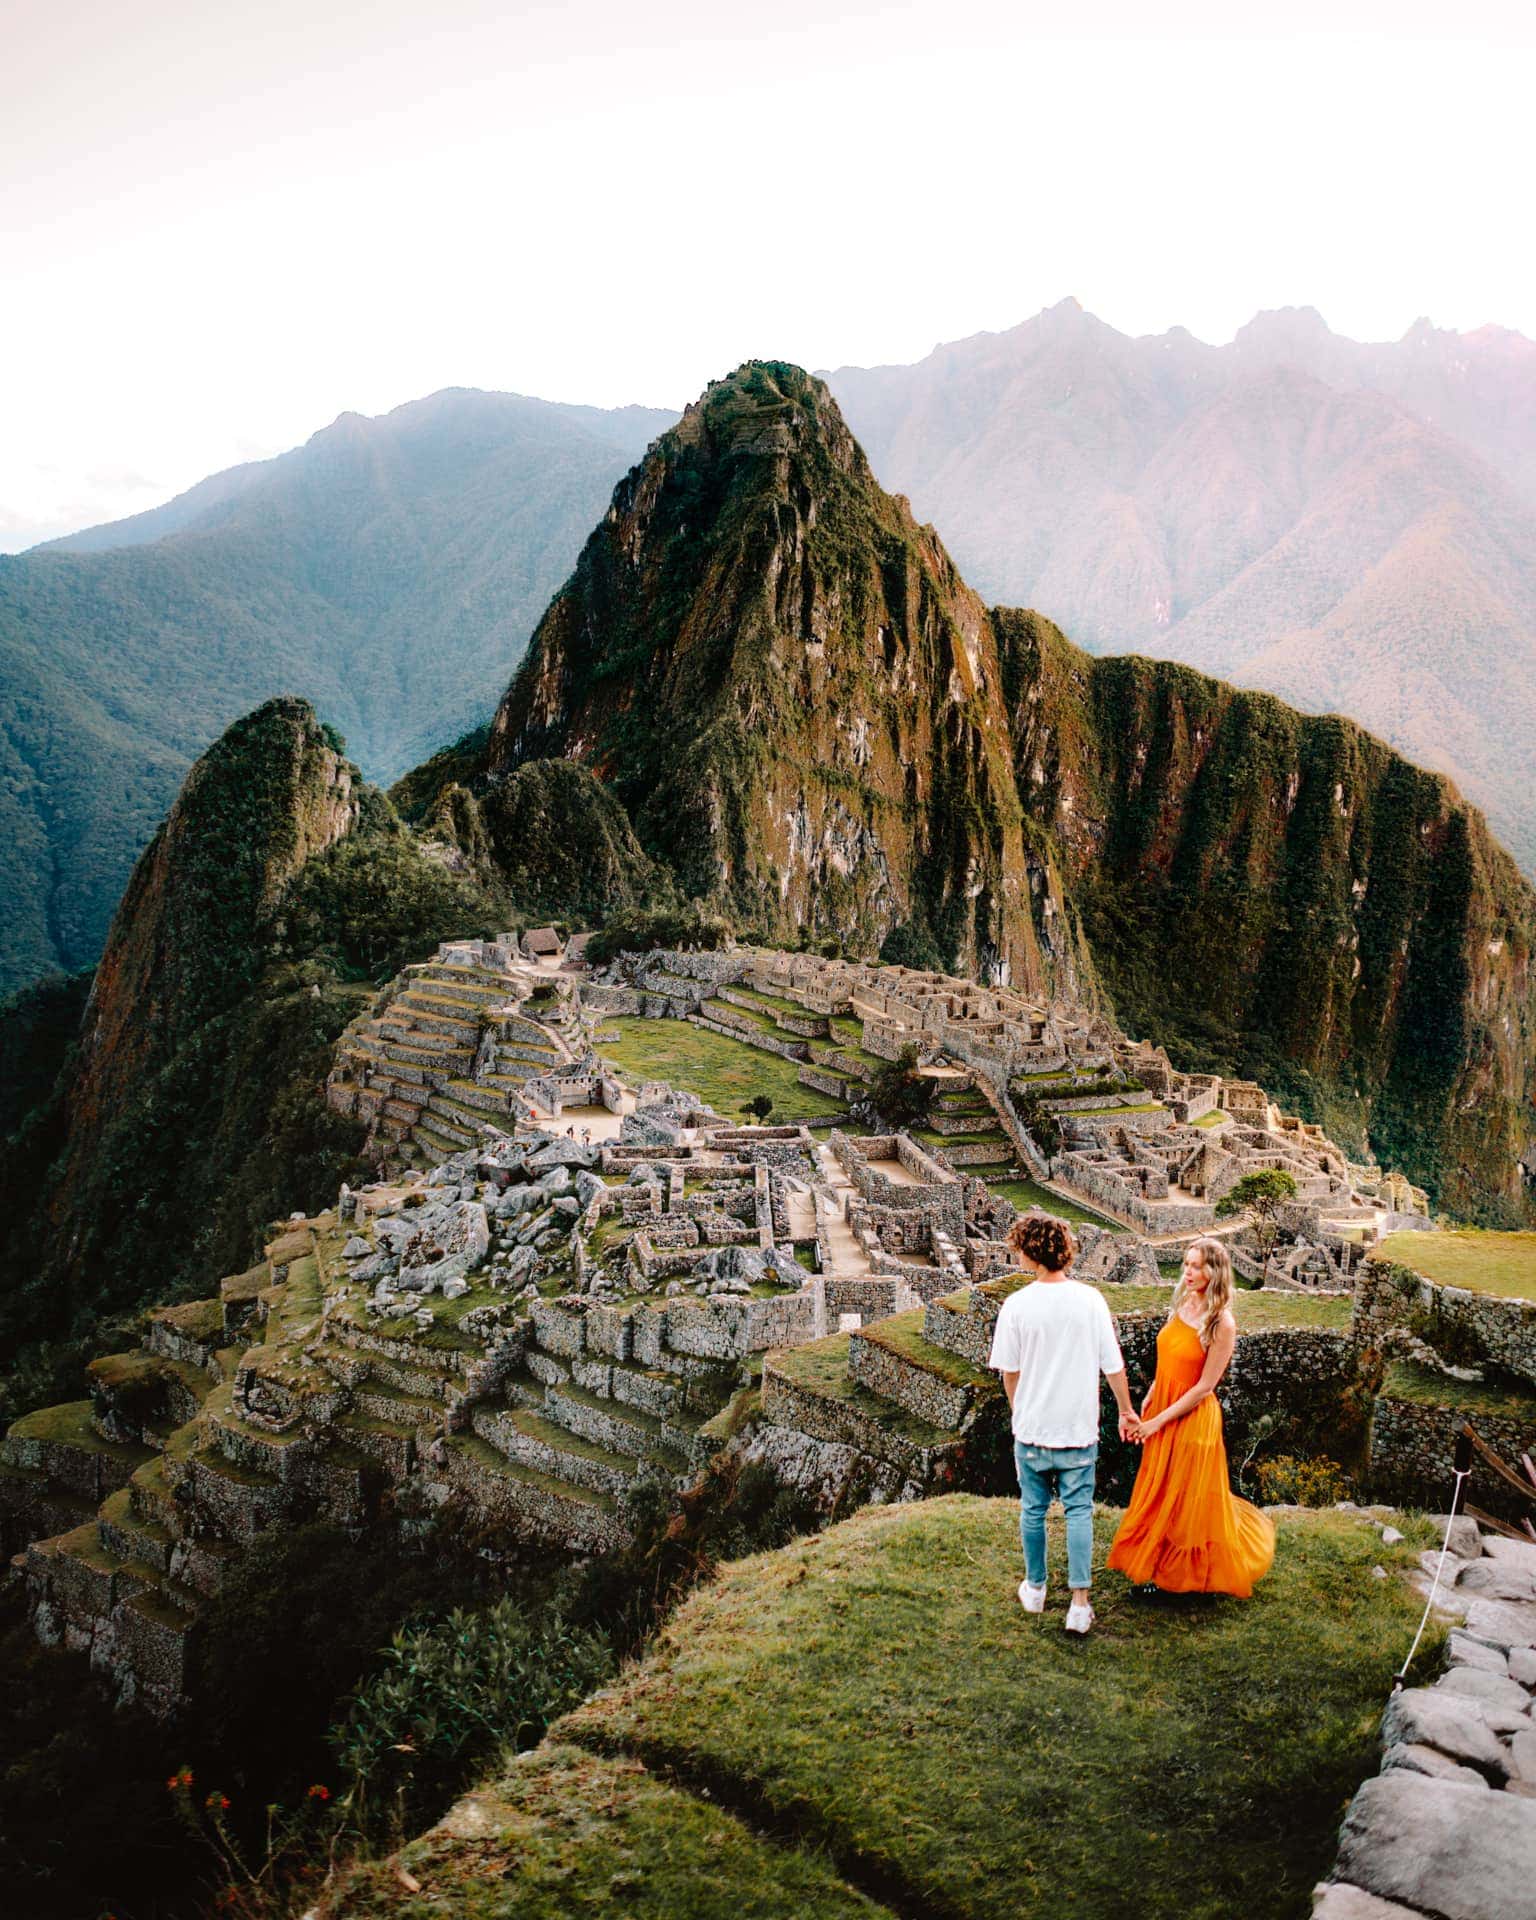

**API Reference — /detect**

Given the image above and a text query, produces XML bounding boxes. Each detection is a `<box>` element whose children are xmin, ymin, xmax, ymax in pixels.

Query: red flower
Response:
<box><xmin>167</xmin><ymin>1767</ymin><xmax>195</xmax><ymax>1791</ymax></box>
<box><xmin>204</xmin><ymin>1791</ymin><xmax>231</xmax><ymax>1814</ymax></box>
<box><xmin>307</xmin><ymin>1783</ymin><xmax>331</xmax><ymax>1802</ymax></box>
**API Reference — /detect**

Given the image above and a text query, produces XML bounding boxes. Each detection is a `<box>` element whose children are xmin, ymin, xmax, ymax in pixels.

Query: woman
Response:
<box><xmin>1107</xmin><ymin>1237</ymin><xmax>1275</xmax><ymax>1596</ymax></box>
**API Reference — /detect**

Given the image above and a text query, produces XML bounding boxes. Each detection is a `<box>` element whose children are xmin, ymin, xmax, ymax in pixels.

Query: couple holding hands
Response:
<box><xmin>989</xmin><ymin>1212</ymin><xmax>1275</xmax><ymax>1635</ymax></box>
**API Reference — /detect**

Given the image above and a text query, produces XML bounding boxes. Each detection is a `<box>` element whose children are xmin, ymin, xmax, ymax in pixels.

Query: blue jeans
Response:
<box><xmin>1014</xmin><ymin>1442</ymin><xmax>1098</xmax><ymax>1591</ymax></box>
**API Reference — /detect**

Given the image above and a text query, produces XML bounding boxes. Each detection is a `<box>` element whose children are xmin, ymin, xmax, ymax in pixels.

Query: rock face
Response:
<box><xmin>457</xmin><ymin>361</ymin><xmax>1536</xmax><ymax>1220</ymax></box>
<box><xmin>488</xmin><ymin>361</ymin><xmax>1087</xmax><ymax>997</ymax></box>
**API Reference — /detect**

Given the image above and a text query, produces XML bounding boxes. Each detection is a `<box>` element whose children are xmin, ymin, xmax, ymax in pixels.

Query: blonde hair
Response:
<box><xmin>1169</xmin><ymin>1236</ymin><xmax>1233</xmax><ymax>1347</ymax></box>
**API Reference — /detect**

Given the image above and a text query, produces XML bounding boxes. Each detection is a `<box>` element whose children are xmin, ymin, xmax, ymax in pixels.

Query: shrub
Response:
<box><xmin>1254</xmin><ymin>1454</ymin><xmax>1349</xmax><ymax>1508</ymax></box>
<box><xmin>330</xmin><ymin>1598</ymin><xmax>612</xmax><ymax>1836</ymax></box>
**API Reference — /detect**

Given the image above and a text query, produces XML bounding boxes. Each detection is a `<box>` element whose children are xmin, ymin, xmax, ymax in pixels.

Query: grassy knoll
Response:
<box><xmin>1376</xmin><ymin>1230</ymin><xmax>1536</xmax><ymax>1299</ymax></box>
<box><xmin>330</xmin><ymin>1745</ymin><xmax>885</xmax><ymax>1919</ymax></box>
<box><xmin>557</xmin><ymin>1497</ymin><xmax>1437</xmax><ymax>1920</ymax></box>
<box><xmin>598</xmin><ymin>1016</ymin><xmax>845</xmax><ymax>1119</ymax></box>
<box><xmin>983</xmin><ymin>1175</ymin><xmax>1126</xmax><ymax>1233</ymax></box>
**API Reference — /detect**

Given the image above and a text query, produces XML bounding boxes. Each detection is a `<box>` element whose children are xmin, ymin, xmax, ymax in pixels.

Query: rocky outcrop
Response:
<box><xmin>65</xmin><ymin>697</ymin><xmax>360</xmax><ymax>1168</ymax></box>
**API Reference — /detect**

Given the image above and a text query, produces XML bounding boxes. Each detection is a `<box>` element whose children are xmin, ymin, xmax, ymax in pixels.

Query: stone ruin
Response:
<box><xmin>1</xmin><ymin>933</ymin><xmax>1450</xmax><ymax>1716</ymax></box>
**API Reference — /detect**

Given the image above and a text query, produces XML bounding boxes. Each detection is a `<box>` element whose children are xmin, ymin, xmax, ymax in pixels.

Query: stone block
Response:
<box><xmin>1311</xmin><ymin>1885</ymin><xmax>1429</xmax><ymax>1918</ymax></box>
<box><xmin>1509</xmin><ymin>1728</ymin><xmax>1536</xmax><ymax>1783</ymax></box>
<box><xmin>1448</xmin><ymin>1630</ymin><xmax>1509</xmax><ymax>1675</ymax></box>
<box><xmin>1486</xmin><ymin>1535</ymin><xmax>1536</xmax><ymax>1574</ymax></box>
<box><xmin>1511</xmin><ymin>1646</ymin><xmax>1536</xmax><ymax>1687</ymax></box>
<box><xmin>1334</xmin><ymin>1770</ymin><xmax>1536</xmax><ymax>1919</ymax></box>
<box><xmin>1460</xmin><ymin>1559</ymin><xmax>1536</xmax><ymax>1604</ymax></box>
<box><xmin>1381</xmin><ymin>1686</ymin><xmax>1510</xmax><ymax>1778</ymax></box>
<box><xmin>1380</xmin><ymin>1741</ymin><xmax>1490</xmax><ymax>1788</ymax></box>
<box><xmin>1435</xmin><ymin>1666</ymin><xmax>1533</xmax><ymax>1731</ymax></box>
<box><xmin>1463</xmin><ymin>1597</ymin><xmax>1536</xmax><ymax>1654</ymax></box>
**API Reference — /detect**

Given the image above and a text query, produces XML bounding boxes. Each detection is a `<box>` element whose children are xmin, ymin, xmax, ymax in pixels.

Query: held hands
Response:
<box><xmin>1117</xmin><ymin>1410</ymin><xmax>1162</xmax><ymax>1445</ymax></box>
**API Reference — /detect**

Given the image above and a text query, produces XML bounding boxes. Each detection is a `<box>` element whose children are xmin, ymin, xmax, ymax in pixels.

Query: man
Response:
<box><xmin>989</xmin><ymin>1212</ymin><xmax>1138</xmax><ymax>1635</ymax></box>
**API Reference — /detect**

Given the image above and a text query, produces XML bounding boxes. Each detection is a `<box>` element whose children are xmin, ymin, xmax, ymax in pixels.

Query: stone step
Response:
<box><xmin>444</xmin><ymin>1077</ymin><xmax>514</xmax><ymax>1114</ymax></box>
<box><xmin>414</xmin><ymin>1117</ymin><xmax>475</xmax><ymax>1161</ymax></box>
<box><xmin>760</xmin><ymin>1334</ymin><xmax>966</xmax><ymax>1483</ymax></box>
<box><xmin>542</xmin><ymin>1380</ymin><xmax>704</xmax><ymax>1473</ymax></box>
<box><xmin>470</xmin><ymin>1404</ymin><xmax>641</xmax><ymax>1499</ymax></box>
<box><xmin>435</xmin><ymin>1434</ymin><xmax>627</xmax><ymax>1553</ymax></box>
<box><xmin>426</xmin><ymin>1091</ymin><xmax>496</xmax><ymax>1135</ymax></box>
<box><xmin>353</xmin><ymin>1383</ymin><xmax>444</xmax><ymax>1429</ymax></box>
<box><xmin>3</xmin><ymin>1399</ymin><xmax>154</xmax><ymax>1501</ymax></box>
<box><xmin>847</xmin><ymin>1310</ymin><xmax>999</xmax><ymax>1431</ymax></box>
<box><xmin>97</xmin><ymin>1484</ymin><xmax>174</xmax><ymax>1576</ymax></box>
<box><xmin>921</xmin><ymin>1281</ymin><xmax>1015</xmax><ymax>1368</ymax></box>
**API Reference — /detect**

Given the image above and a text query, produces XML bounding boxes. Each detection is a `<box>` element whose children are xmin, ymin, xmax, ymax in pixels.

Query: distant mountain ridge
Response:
<box><xmin>0</xmin><ymin>388</ymin><xmax>674</xmax><ymax>995</ymax></box>
<box><xmin>823</xmin><ymin>302</ymin><xmax>1536</xmax><ymax>873</ymax></box>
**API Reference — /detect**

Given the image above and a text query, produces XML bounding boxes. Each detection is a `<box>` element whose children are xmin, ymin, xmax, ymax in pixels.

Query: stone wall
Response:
<box><xmin>1357</xmin><ymin>1258</ymin><xmax>1536</xmax><ymax>1390</ymax></box>
<box><xmin>1367</xmin><ymin>1391</ymin><xmax>1536</xmax><ymax>1523</ymax></box>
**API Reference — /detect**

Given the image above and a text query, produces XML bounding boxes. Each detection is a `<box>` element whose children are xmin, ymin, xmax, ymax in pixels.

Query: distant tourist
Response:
<box><xmin>1108</xmin><ymin>1237</ymin><xmax>1275</xmax><ymax>1596</ymax></box>
<box><xmin>989</xmin><ymin>1214</ymin><xmax>1138</xmax><ymax>1635</ymax></box>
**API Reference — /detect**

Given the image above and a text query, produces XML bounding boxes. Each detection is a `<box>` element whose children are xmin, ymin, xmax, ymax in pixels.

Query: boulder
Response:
<box><xmin>1380</xmin><ymin>1686</ymin><xmax>1510</xmax><ymax>1778</ymax></box>
<box><xmin>1334</xmin><ymin>1770</ymin><xmax>1536</xmax><ymax>1919</ymax></box>
<box><xmin>494</xmin><ymin>1186</ymin><xmax>546</xmax><ymax>1219</ymax></box>
<box><xmin>575</xmin><ymin>1170</ymin><xmax>606</xmax><ymax>1210</ymax></box>
<box><xmin>537</xmin><ymin>1165</ymin><xmax>573</xmax><ymax>1197</ymax></box>
<box><xmin>528</xmin><ymin>1142</ymin><xmax>598</xmax><ymax>1171</ymax></box>
<box><xmin>1486</xmin><ymin>1536</ymin><xmax>1536</xmax><ymax>1575</ymax></box>
<box><xmin>1508</xmin><ymin>1729</ymin><xmax>1536</xmax><ymax>1783</ymax></box>
<box><xmin>441</xmin><ymin>1276</ymin><xmax>470</xmax><ymax>1301</ymax></box>
<box><xmin>1511</xmin><ymin>1647</ymin><xmax>1536</xmax><ymax>1687</ymax></box>
<box><xmin>552</xmin><ymin>1197</ymin><xmax>580</xmax><ymax>1219</ymax></box>
<box><xmin>342</xmin><ymin>1235</ymin><xmax>371</xmax><ymax>1260</ymax></box>
<box><xmin>1435</xmin><ymin>1514</ymin><xmax>1486</xmax><ymax>1560</ymax></box>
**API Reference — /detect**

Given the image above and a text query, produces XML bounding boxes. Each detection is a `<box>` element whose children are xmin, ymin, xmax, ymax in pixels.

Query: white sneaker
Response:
<box><xmin>1018</xmin><ymin>1579</ymin><xmax>1047</xmax><ymax>1614</ymax></box>
<box><xmin>1064</xmin><ymin>1601</ymin><xmax>1095</xmax><ymax>1635</ymax></box>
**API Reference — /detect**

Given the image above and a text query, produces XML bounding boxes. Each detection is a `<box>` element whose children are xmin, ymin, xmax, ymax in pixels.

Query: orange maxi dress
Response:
<box><xmin>1107</xmin><ymin>1315</ymin><xmax>1276</xmax><ymax>1596</ymax></box>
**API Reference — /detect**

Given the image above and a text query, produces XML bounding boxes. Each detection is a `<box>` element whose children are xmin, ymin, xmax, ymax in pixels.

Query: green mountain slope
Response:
<box><xmin>0</xmin><ymin>389</ymin><xmax>673</xmax><ymax>997</ymax></box>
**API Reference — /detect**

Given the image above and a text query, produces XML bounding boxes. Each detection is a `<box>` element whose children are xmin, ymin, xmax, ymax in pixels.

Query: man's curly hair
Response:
<box><xmin>1006</xmin><ymin>1211</ymin><xmax>1077</xmax><ymax>1273</ymax></box>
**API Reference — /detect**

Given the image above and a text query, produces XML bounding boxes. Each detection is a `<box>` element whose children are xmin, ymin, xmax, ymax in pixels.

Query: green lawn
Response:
<box><xmin>983</xmin><ymin>1176</ymin><xmax>1126</xmax><ymax>1233</ymax></box>
<box><xmin>1192</xmin><ymin>1109</ymin><xmax>1229</xmax><ymax>1129</ymax></box>
<box><xmin>1376</xmin><ymin>1230</ymin><xmax>1536</xmax><ymax>1300</ymax></box>
<box><xmin>555</xmin><ymin>1498</ymin><xmax>1438</xmax><ymax>1920</ymax></box>
<box><xmin>598</xmin><ymin>1016</ymin><xmax>845</xmax><ymax>1120</ymax></box>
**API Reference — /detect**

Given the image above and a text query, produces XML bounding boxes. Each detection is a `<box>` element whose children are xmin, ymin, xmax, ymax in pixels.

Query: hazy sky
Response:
<box><xmin>4</xmin><ymin>0</ymin><xmax>1533</xmax><ymax>548</ymax></box>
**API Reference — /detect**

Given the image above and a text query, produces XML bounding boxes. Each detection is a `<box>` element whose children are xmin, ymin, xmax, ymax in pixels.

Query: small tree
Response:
<box><xmin>1216</xmin><ymin>1168</ymin><xmax>1298</xmax><ymax>1285</ymax></box>
<box><xmin>741</xmin><ymin>1094</ymin><xmax>774</xmax><ymax>1125</ymax></box>
<box><xmin>867</xmin><ymin>1044</ymin><xmax>936</xmax><ymax>1129</ymax></box>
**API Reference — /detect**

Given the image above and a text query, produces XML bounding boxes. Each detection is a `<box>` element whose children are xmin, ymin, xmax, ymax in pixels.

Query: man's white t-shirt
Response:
<box><xmin>987</xmin><ymin>1279</ymin><xmax>1124</xmax><ymax>1449</ymax></box>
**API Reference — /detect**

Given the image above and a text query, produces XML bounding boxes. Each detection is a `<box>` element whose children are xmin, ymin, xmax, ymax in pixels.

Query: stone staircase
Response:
<box><xmin>328</xmin><ymin>957</ymin><xmax>571</xmax><ymax>1164</ymax></box>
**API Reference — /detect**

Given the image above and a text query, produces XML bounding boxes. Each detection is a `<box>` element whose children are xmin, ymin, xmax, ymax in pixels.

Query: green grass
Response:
<box><xmin>857</xmin><ymin>1309</ymin><xmax>999</xmax><ymax>1393</ymax></box>
<box><xmin>982</xmin><ymin>1176</ymin><xmax>1126</xmax><ymax>1233</ymax></box>
<box><xmin>1380</xmin><ymin>1359</ymin><xmax>1536</xmax><ymax>1422</ymax></box>
<box><xmin>1191</xmin><ymin>1109</ymin><xmax>1228</xmax><ymax>1129</ymax></box>
<box><xmin>598</xmin><ymin>1016</ymin><xmax>845</xmax><ymax>1119</ymax></box>
<box><xmin>1060</xmin><ymin>1101</ymin><xmax>1166</xmax><ymax>1117</ymax></box>
<box><xmin>1376</xmin><ymin>1230</ymin><xmax>1536</xmax><ymax>1300</ymax></box>
<box><xmin>557</xmin><ymin>1497</ymin><xmax>1440</xmax><ymax>1920</ymax></box>
<box><xmin>328</xmin><ymin>1745</ymin><xmax>882</xmax><ymax>1919</ymax></box>
<box><xmin>958</xmin><ymin>1278</ymin><xmax>1353</xmax><ymax>1333</ymax></box>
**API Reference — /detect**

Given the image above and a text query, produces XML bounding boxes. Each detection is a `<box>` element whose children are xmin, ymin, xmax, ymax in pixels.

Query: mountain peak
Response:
<box><xmin>1233</xmin><ymin>306</ymin><xmax>1334</xmax><ymax>353</ymax></box>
